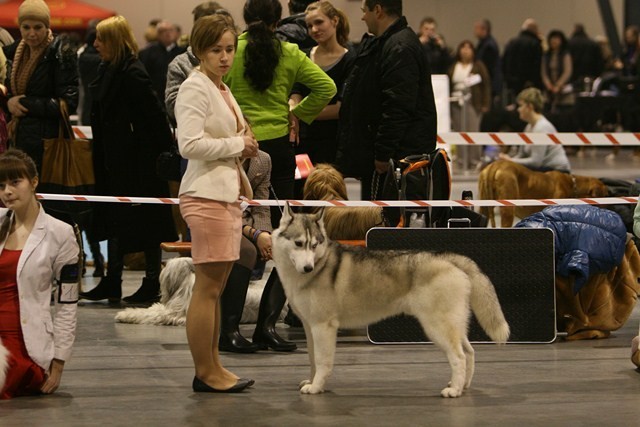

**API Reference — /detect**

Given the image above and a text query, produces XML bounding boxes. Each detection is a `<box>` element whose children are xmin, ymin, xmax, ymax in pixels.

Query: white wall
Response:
<box><xmin>77</xmin><ymin>0</ymin><xmax>624</xmax><ymax>50</ymax></box>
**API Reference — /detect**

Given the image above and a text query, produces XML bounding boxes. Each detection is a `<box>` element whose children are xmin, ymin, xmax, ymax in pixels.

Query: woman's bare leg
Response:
<box><xmin>187</xmin><ymin>261</ymin><xmax>238</xmax><ymax>389</ymax></box>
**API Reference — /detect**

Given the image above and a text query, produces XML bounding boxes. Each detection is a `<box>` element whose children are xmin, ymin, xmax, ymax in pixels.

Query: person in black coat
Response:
<box><xmin>4</xmin><ymin>1</ymin><xmax>78</xmax><ymax>174</ymax></box>
<box><xmin>80</xmin><ymin>15</ymin><xmax>177</xmax><ymax>305</ymax></box>
<box><xmin>337</xmin><ymin>0</ymin><xmax>437</xmax><ymax>200</ymax></box>
<box><xmin>138</xmin><ymin>21</ymin><xmax>185</xmax><ymax>106</ymax></box>
<box><xmin>77</xmin><ymin>30</ymin><xmax>101</xmax><ymax>126</ymax></box>
<box><xmin>502</xmin><ymin>18</ymin><xmax>543</xmax><ymax>103</ymax></box>
<box><xmin>568</xmin><ymin>24</ymin><xmax>604</xmax><ymax>89</ymax></box>
<box><xmin>474</xmin><ymin>18</ymin><xmax>502</xmax><ymax>100</ymax></box>
<box><xmin>275</xmin><ymin>0</ymin><xmax>316</xmax><ymax>49</ymax></box>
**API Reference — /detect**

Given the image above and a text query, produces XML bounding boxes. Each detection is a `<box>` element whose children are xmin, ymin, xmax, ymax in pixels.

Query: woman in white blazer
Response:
<box><xmin>0</xmin><ymin>149</ymin><xmax>79</xmax><ymax>399</ymax></box>
<box><xmin>175</xmin><ymin>15</ymin><xmax>258</xmax><ymax>394</ymax></box>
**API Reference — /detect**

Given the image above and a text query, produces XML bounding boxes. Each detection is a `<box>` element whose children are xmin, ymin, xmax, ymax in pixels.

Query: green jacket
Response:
<box><xmin>224</xmin><ymin>32</ymin><xmax>336</xmax><ymax>142</ymax></box>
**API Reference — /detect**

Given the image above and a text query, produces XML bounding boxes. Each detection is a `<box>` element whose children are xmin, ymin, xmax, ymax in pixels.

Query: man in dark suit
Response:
<box><xmin>139</xmin><ymin>20</ymin><xmax>185</xmax><ymax>107</ymax></box>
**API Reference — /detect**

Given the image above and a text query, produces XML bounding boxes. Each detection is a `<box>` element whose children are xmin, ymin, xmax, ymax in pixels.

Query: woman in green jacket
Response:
<box><xmin>224</xmin><ymin>0</ymin><xmax>335</xmax><ymax>352</ymax></box>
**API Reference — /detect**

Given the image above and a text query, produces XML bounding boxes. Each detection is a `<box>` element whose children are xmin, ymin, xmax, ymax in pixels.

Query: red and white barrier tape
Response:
<box><xmin>72</xmin><ymin>126</ymin><xmax>640</xmax><ymax>146</ymax></box>
<box><xmin>437</xmin><ymin>132</ymin><xmax>640</xmax><ymax>146</ymax></box>
<box><xmin>36</xmin><ymin>193</ymin><xmax>639</xmax><ymax>207</ymax></box>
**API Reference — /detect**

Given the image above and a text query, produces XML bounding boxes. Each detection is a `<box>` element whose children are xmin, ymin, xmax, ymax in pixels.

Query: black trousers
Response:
<box><xmin>258</xmin><ymin>135</ymin><xmax>296</xmax><ymax>229</ymax></box>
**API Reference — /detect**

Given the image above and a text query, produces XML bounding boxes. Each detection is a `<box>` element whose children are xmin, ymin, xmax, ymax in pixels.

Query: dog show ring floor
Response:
<box><xmin>2</xmin><ymin>148</ymin><xmax>640</xmax><ymax>425</ymax></box>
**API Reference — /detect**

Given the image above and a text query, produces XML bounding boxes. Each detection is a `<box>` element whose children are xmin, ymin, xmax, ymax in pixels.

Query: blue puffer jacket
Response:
<box><xmin>515</xmin><ymin>206</ymin><xmax>627</xmax><ymax>293</ymax></box>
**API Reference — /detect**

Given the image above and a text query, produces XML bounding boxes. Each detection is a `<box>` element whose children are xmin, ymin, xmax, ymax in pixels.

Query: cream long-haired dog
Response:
<box><xmin>0</xmin><ymin>338</ymin><xmax>8</xmax><ymax>390</ymax></box>
<box><xmin>303</xmin><ymin>164</ymin><xmax>384</xmax><ymax>240</ymax></box>
<box><xmin>115</xmin><ymin>257</ymin><xmax>194</xmax><ymax>326</ymax></box>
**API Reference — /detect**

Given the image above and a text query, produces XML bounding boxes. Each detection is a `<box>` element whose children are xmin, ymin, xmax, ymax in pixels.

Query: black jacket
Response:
<box><xmin>502</xmin><ymin>30</ymin><xmax>543</xmax><ymax>94</ymax></box>
<box><xmin>275</xmin><ymin>13</ymin><xmax>316</xmax><ymax>49</ymax></box>
<box><xmin>568</xmin><ymin>33</ymin><xmax>604</xmax><ymax>83</ymax></box>
<box><xmin>77</xmin><ymin>43</ymin><xmax>101</xmax><ymax>125</ymax></box>
<box><xmin>138</xmin><ymin>42</ymin><xmax>186</xmax><ymax>106</ymax></box>
<box><xmin>4</xmin><ymin>36</ymin><xmax>78</xmax><ymax>172</ymax></box>
<box><xmin>476</xmin><ymin>35</ymin><xmax>502</xmax><ymax>96</ymax></box>
<box><xmin>337</xmin><ymin>17</ymin><xmax>437</xmax><ymax>177</ymax></box>
<box><xmin>90</xmin><ymin>56</ymin><xmax>176</xmax><ymax>252</ymax></box>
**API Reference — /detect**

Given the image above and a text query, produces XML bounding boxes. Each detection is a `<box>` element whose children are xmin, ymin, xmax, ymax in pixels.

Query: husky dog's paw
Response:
<box><xmin>298</xmin><ymin>379</ymin><xmax>311</xmax><ymax>389</ymax></box>
<box><xmin>440</xmin><ymin>387</ymin><xmax>463</xmax><ymax>398</ymax></box>
<box><xmin>300</xmin><ymin>382</ymin><xmax>324</xmax><ymax>394</ymax></box>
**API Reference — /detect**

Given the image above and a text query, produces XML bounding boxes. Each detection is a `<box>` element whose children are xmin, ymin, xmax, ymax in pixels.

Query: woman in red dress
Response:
<box><xmin>0</xmin><ymin>149</ymin><xmax>80</xmax><ymax>399</ymax></box>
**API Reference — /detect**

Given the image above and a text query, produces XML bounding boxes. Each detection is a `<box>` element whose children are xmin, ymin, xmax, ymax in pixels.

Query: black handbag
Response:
<box><xmin>156</xmin><ymin>127</ymin><xmax>182</xmax><ymax>182</ymax></box>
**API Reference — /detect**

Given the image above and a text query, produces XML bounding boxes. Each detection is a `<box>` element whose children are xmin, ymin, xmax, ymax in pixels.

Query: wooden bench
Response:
<box><xmin>160</xmin><ymin>239</ymin><xmax>366</xmax><ymax>255</ymax></box>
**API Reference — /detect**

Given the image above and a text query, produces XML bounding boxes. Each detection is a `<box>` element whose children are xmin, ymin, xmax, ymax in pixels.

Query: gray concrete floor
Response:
<box><xmin>2</xmin><ymin>147</ymin><xmax>640</xmax><ymax>426</ymax></box>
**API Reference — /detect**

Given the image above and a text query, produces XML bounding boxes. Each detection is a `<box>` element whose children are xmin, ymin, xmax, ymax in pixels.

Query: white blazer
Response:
<box><xmin>0</xmin><ymin>206</ymin><xmax>79</xmax><ymax>370</ymax></box>
<box><xmin>175</xmin><ymin>69</ymin><xmax>252</xmax><ymax>202</ymax></box>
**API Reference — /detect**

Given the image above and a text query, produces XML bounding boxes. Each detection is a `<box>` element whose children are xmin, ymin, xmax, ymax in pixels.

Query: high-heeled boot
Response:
<box><xmin>219</xmin><ymin>264</ymin><xmax>260</xmax><ymax>353</ymax></box>
<box><xmin>252</xmin><ymin>269</ymin><xmax>297</xmax><ymax>352</ymax></box>
<box><xmin>79</xmin><ymin>276</ymin><xmax>122</xmax><ymax>303</ymax></box>
<box><xmin>90</xmin><ymin>241</ymin><xmax>105</xmax><ymax>278</ymax></box>
<box><xmin>123</xmin><ymin>277</ymin><xmax>161</xmax><ymax>305</ymax></box>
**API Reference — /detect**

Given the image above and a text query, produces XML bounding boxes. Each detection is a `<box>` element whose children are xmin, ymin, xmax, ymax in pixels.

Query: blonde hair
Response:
<box><xmin>517</xmin><ymin>87</ymin><xmax>544</xmax><ymax>113</ymax></box>
<box><xmin>190</xmin><ymin>14</ymin><xmax>237</xmax><ymax>59</ymax></box>
<box><xmin>303</xmin><ymin>163</ymin><xmax>348</xmax><ymax>201</ymax></box>
<box><xmin>303</xmin><ymin>164</ymin><xmax>383</xmax><ymax>240</ymax></box>
<box><xmin>306</xmin><ymin>1</ymin><xmax>350</xmax><ymax>47</ymax></box>
<box><xmin>96</xmin><ymin>15</ymin><xmax>139</xmax><ymax>65</ymax></box>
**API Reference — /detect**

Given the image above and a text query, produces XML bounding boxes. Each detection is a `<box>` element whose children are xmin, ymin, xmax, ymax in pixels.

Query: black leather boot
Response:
<box><xmin>123</xmin><ymin>277</ymin><xmax>161</xmax><ymax>306</ymax></box>
<box><xmin>219</xmin><ymin>264</ymin><xmax>260</xmax><ymax>353</ymax></box>
<box><xmin>91</xmin><ymin>241</ymin><xmax>105</xmax><ymax>278</ymax></box>
<box><xmin>252</xmin><ymin>269</ymin><xmax>297</xmax><ymax>352</ymax></box>
<box><xmin>79</xmin><ymin>276</ymin><xmax>122</xmax><ymax>303</ymax></box>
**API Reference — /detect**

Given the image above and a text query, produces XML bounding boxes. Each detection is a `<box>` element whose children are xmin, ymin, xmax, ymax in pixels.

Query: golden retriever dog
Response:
<box><xmin>479</xmin><ymin>160</ymin><xmax>608</xmax><ymax>227</ymax></box>
<box><xmin>303</xmin><ymin>164</ymin><xmax>384</xmax><ymax>241</ymax></box>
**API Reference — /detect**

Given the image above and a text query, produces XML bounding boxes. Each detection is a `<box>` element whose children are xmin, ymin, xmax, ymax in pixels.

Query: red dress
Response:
<box><xmin>0</xmin><ymin>249</ymin><xmax>45</xmax><ymax>399</ymax></box>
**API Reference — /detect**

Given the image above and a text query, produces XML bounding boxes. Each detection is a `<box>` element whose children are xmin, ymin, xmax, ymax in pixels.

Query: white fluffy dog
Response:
<box><xmin>0</xmin><ymin>338</ymin><xmax>9</xmax><ymax>391</ymax></box>
<box><xmin>115</xmin><ymin>257</ymin><xmax>194</xmax><ymax>326</ymax></box>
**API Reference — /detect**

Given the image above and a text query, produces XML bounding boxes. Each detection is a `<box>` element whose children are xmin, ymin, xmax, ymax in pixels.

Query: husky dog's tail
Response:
<box><xmin>0</xmin><ymin>337</ymin><xmax>9</xmax><ymax>391</ymax></box>
<box><xmin>447</xmin><ymin>254</ymin><xmax>510</xmax><ymax>343</ymax></box>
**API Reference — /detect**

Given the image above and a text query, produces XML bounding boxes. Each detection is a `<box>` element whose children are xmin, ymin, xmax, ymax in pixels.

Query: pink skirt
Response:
<box><xmin>179</xmin><ymin>196</ymin><xmax>242</xmax><ymax>264</ymax></box>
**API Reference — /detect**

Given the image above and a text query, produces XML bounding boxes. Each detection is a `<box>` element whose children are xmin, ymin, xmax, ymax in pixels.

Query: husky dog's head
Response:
<box><xmin>273</xmin><ymin>203</ymin><xmax>328</xmax><ymax>274</ymax></box>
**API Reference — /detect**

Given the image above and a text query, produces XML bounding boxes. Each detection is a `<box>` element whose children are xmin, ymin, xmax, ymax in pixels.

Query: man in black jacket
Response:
<box><xmin>337</xmin><ymin>0</ymin><xmax>437</xmax><ymax>200</ymax></box>
<box><xmin>139</xmin><ymin>20</ymin><xmax>185</xmax><ymax>107</ymax></box>
<box><xmin>474</xmin><ymin>19</ymin><xmax>501</xmax><ymax>100</ymax></box>
<box><xmin>568</xmin><ymin>24</ymin><xmax>604</xmax><ymax>89</ymax></box>
<box><xmin>502</xmin><ymin>18</ymin><xmax>543</xmax><ymax>103</ymax></box>
<box><xmin>275</xmin><ymin>0</ymin><xmax>316</xmax><ymax>49</ymax></box>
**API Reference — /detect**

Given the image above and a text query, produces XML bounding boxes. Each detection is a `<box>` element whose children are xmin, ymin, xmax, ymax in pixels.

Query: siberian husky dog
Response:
<box><xmin>272</xmin><ymin>204</ymin><xmax>510</xmax><ymax>398</ymax></box>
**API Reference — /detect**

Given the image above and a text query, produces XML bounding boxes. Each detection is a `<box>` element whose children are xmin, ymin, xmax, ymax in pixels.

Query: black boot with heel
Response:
<box><xmin>219</xmin><ymin>264</ymin><xmax>260</xmax><ymax>353</ymax></box>
<box><xmin>122</xmin><ymin>277</ymin><xmax>161</xmax><ymax>305</ymax></box>
<box><xmin>79</xmin><ymin>276</ymin><xmax>122</xmax><ymax>304</ymax></box>
<box><xmin>252</xmin><ymin>269</ymin><xmax>297</xmax><ymax>352</ymax></box>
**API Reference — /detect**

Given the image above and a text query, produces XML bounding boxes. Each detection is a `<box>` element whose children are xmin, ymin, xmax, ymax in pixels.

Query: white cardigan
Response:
<box><xmin>175</xmin><ymin>69</ymin><xmax>252</xmax><ymax>202</ymax></box>
<box><xmin>0</xmin><ymin>206</ymin><xmax>79</xmax><ymax>370</ymax></box>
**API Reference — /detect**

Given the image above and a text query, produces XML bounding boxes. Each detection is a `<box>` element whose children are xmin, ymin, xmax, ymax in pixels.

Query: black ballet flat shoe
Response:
<box><xmin>192</xmin><ymin>376</ymin><xmax>253</xmax><ymax>393</ymax></box>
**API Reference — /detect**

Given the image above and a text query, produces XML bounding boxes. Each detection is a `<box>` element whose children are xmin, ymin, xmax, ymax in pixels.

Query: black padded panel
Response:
<box><xmin>365</xmin><ymin>227</ymin><xmax>557</xmax><ymax>344</ymax></box>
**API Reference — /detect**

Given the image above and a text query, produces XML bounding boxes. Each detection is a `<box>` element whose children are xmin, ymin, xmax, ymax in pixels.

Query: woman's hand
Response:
<box><xmin>498</xmin><ymin>153</ymin><xmax>512</xmax><ymax>161</ymax></box>
<box><xmin>288</xmin><ymin>111</ymin><xmax>300</xmax><ymax>145</ymax></box>
<box><xmin>256</xmin><ymin>232</ymin><xmax>272</xmax><ymax>260</ymax></box>
<box><xmin>40</xmin><ymin>358</ymin><xmax>65</xmax><ymax>394</ymax></box>
<box><xmin>7</xmin><ymin>95</ymin><xmax>28</xmax><ymax>117</ymax></box>
<box><xmin>241</xmin><ymin>135</ymin><xmax>258</xmax><ymax>158</ymax></box>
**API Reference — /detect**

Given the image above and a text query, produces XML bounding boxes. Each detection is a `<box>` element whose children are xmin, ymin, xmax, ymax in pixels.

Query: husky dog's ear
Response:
<box><xmin>313</xmin><ymin>207</ymin><xmax>325</xmax><ymax>223</ymax></box>
<box><xmin>282</xmin><ymin>202</ymin><xmax>295</xmax><ymax>222</ymax></box>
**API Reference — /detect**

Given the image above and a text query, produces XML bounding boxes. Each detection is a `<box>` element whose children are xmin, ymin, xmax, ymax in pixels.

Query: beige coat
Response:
<box><xmin>0</xmin><ymin>206</ymin><xmax>79</xmax><ymax>370</ymax></box>
<box><xmin>176</xmin><ymin>69</ymin><xmax>252</xmax><ymax>202</ymax></box>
